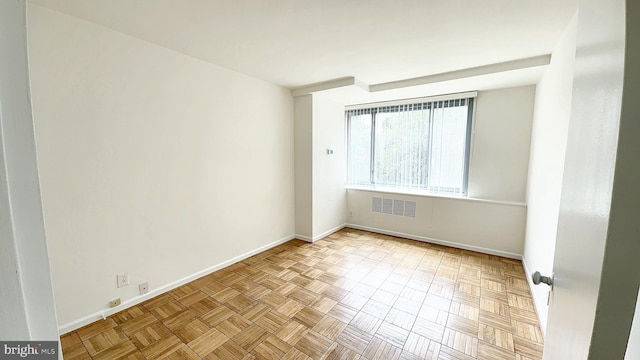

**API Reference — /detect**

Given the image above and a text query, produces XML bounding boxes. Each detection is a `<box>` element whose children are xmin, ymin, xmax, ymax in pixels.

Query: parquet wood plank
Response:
<box><xmin>362</xmin><ymin>337</ymin><xmax>402</xmax><ymax>360</ymax></box>
<box><xmin>158</xmin><ymin>344</ymin><xmax>199</xmax><ymax>359</ymax></box>
<box><xmin>141</xmin><ymin>294</ymin><xmax>174</xmax><ymax>311</ymax></box>
<box><xmin>129</xmin><ymin>322</ymin><xmax>172</xmax><ymax>351</ymax></box>
<box><xmin>412</xmin><ymin>317</ymin><xmax>445</xmax><ymax>342</ymax></box>
<box><xmin>446</xmin><ymin>314</ymin><xmax>479</xmax><ymax>337</ymax></box>
<box><xmin>443</xmin><ymin>328</ymin><xmax>478</xmax><ymax>357</ymax></box>
<box><xmin>252</xmin><ymin>335</ymin><xmax>291</xmax><ymax>360</ymax></box>
<box><xmin>325</xmin><ymin>344</ymin><xmax>361</xmax><ymax>360</ymax></box>
<box><xmin>139</xmin><ymin>334</ymin><xmax>182</xmax><ymax>359</ymax></box>
<box><xmin>276</xmin><ymin>320</ymin><xmax>309</xmax><ymax>345</ymax></box>
<box><xmin>172</xmin><ymin>317</ymin><xmax>210</xmax><ymax>343</ymax></box>
<box><xmin>438</xmin><ymin>345</ymin><xmax>476</xmax><ymax>360</ymax></box>
<box><xmin>375</xmin><ymin>321</ymin><xmax>409</xmax><ymax>348</ymax></box>
<box><xmin>350</xmin><ymin>311</ymin><xmax>383</xmax><ymax>334</ymax></box>
<box><xmin>404</xmin><ymin>332</ymin><xmax>441</xmax><ymax>359</ymax></box>
<box><xmin>149</xmin><ymin>300</ymin><xmax>185</xmax><ymax>320</ymax></box>
<box><xmin>62</xmin><ymin>342</ymin><xmax>92</xmax><ymax>360</ymax></box>
<box><xmin>91</xmin><ymin>339</ymin><xmax>138</xmax><ymax>360</ymax></box>
<box><xmin>203</xmin><ymin>340</ymin><xmax>247</xmax><ymax>360</ymax></box>
<box><xmin>281</xmin><ymin>347</ymin><xmax>312</xmax><ymax>360</ymax></box>
<box><xmin>119</xmin><ymin>313</ymin><xmax>158</xmax><ymax>336</ymax></box>
<box><xmin>385</xmin><ymin>308</ymin><xmax>417</xmax><ymax>330</ymax></box>
<box><xmin>479</xmin><ymin>323</ymin><xmax>515</xmax><ymax>351</ymax></box>
<box><xmin>254</xmin><ymin>310</ymin><xmax>289</xmax><ymax>334</ymax></box>
<box><xmin>336</xmin><ymin>325</ymin><xmax>374</xmax><ymax>354</ymax></box>
<box><xmin>417</xmin><ymin>304</ymin><xmax>449</xmax><ymax>326</ymax></box>
<box><xmin>111</xmin><ymin>305</ymin><xmax>147</xmax><ymax>325</ymax></box>
<box><xmin>294</xmin><ymin>329</ymin><xmax>334</xmax><ymax>359</ymax></box>
<box><xmin>477</xmin><ymin>341</ymin><xmax>516</xmax><ymax>360</ymax></box>
<box><xmin>61</xmin><ymin>332</ymin><xmax>83</xmax><ymax>349</ymax></box>
<box><xmin>83</xmin><ymin>327</ymin><xmax>127</xmax><ymax>356</ymax></box>
<box><xmin>216</xmin><ymin>314</ymin><xmax>252</xmax><ymax>338</ymax></box>
<box><xmin>514</xmin><ymin>319</ymin><xmax>544</xmax><ymax>344</ymax></box>
<box><xmin>231</xmin><ymin>324</ymin><xmax>269</xmax><ymax>352</ymax></box>
<box><xmin>76</xmin><ymin>319</ymin><xmax>118</xmax><ymax>341</ymax></box>
<box><xmin>514</xmin><ymin>335</ymin><xmax>544</xmax><ymax>359</ymax></box>
<box><xmin>188</xmin><ymin>328</ymin><xmax>229</xmax><ymax>357</ymax></box>
<box><xmin>313</xmin><ymin>315</ymin><xmax>348</xmax><ymax>341</ymax></box>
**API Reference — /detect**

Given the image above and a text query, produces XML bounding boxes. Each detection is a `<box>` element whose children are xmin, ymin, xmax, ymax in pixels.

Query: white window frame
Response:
<box><xmin>345</xmin><ymin>91</ymin><xmax>477</xmax><ymax>196</ymax></box>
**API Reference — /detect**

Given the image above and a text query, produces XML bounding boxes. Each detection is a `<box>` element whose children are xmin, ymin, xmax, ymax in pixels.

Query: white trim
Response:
<box><xmin>521</xmin><ymin>257</ymin><xmax>547</xmax><ymax>337</ymax></box>
<box><xmin>295</xmin><ymin>234</ymin><xmax>313</xmax><ymax>243</ymax></box>
<box><xmin>58</xmin><ymin>234</ymin><xmax>296</xmax><ymax>335</ymax></box>
<box><xmin>291</xmin><ymin>77</ymin><xmax>365</xmax><ymax>97</ymax></box>
<box><xmin>345</xmin><ymin>186</ymin><xmax>526</xmax><ymax>208</ymax></box>
<box><xmin>290</xmin><ymin>55</ymin><xmax>550</xmax><ymax>99</ymax></box>
<box><xmin>296</xmin><ymin>224</ymin><xmax>346</xmax><ymax>243</ymax></box>
<box><xmin>345</xmin><ymin>224</ymin><xmax>522</xmax><ymax>260</ymax></box>
<box><xmin>370</xmin><ymin>55</ymin><xmax>551</xmax><ymax>92</ymax></box>
<box><xmin>312</xmin><ymin>224</ymin><xmax>346</xmax><ymax>242</ymax></box>
<box><xmin>345</xmin><ymin>91</ymin><xmax>478</xmax><ymax>111</ymax></box>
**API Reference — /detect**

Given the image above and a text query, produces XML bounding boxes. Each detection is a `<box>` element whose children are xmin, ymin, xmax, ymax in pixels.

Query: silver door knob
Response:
<box><xmin>532</xmin><ymin>271</ymin><xmax>553</xmax><ymax>287</ymax></box>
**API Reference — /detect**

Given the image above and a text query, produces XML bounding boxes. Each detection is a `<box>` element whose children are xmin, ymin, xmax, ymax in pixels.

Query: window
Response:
<box><xmin>346</xmin><ymin>95</ymin><xmax>474</xmax><ymax>195</ymax></box>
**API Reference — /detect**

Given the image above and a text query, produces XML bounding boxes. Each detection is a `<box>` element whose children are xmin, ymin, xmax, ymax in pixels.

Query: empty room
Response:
<box><xmin>1</xmin><ymin>0</ymin><xmax>638</xmax><ymax>359</ymax></box>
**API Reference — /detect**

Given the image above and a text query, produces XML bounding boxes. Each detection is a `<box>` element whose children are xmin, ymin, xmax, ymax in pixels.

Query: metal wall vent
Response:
<box><xmin>372</xmin><ymin>197</ymin><xmax>416</xmax><ymax>218</ymax></box>
<box><xmin>382</xmin><ymin>198</ymin><xmax>393</xmax><ymax>214</ymax></box>
<box><xmin>404</xmin><ymin>200</ymin><xmax>416</xmax><ymax>218</ymax></box>
<box><xmin>372</xmin><ymin>197</ymin><xmax>382</xmax><ymax>212</ymax></box>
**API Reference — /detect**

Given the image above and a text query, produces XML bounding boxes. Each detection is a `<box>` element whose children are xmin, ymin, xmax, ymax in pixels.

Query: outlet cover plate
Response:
<box><xmin>117</xmin><ymin>273</ymin><xmax>128</xmax><ymax>288</ymax></box>
<box><xmin>139</xmin><ymin>282</ymin><xmax>149</xmax><ymax>295</ymax></box>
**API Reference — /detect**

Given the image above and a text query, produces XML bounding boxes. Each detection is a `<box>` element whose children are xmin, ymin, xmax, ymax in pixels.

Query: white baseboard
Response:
<box><xmin>295</xmin><ymin>224</ymin><xmax>346</xmax><ymax>243</ymax></box>
<box><xmin>345</xmin><ymin>223</ymin><xmax>522</xmax><ymax>260</ymax></box>
<box><xmin>313</xmin><ymin>224</ymin><xmax>346</xmax><ymax>241</ymax></box>
<box><xmin>58</xmin><ymin>234</ymin><xmax>296</xmax><ymax>335</ymax></box>
<box><xmin>521</xmin><ymin>257</ymin><xmax>547</xmax><ymax>337</ymax></box>
<box><xmin>295</xmin><ymin>234</ymin><xmax>313</xmax><ymax>242</ymax></box>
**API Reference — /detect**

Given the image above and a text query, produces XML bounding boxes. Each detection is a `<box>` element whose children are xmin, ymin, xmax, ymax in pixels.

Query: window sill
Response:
<box><xmin>344</xmin><ymin>185</ymin><xmax>526</xmax><ymax>207</ymax></box>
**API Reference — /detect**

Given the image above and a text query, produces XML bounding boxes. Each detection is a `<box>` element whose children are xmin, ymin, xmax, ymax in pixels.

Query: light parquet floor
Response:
<box><xmin>61</xmin><ymin>228</ymin><xmax>544</xmax><ymax>360</ymax></box>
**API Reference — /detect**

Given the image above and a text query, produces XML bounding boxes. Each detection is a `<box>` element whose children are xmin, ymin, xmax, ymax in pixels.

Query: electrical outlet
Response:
<box><xmin>117</xmin><ymin>273</ymin><xmax>128</xmax><ymax>288</ymax></box>
<box><xmin>348</xmin><ymin>210</ymin><xmax>354</xmax><ymax>217</ymax></box>
<box><xmin>109</xmin><ymin>298</ymin><xmax>121</xmax><ymax>307</ymax></box>
<box><xmin>139</xmin><ymin>282</ymin><xmax>149</xmax><ymax>295</ymax></box>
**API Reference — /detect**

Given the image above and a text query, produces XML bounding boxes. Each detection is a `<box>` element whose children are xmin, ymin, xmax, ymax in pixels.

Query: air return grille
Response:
<box><xmin>372</xmin><ymin>197</ymin><xmax>416</xmax><ymax>218</ymax></box>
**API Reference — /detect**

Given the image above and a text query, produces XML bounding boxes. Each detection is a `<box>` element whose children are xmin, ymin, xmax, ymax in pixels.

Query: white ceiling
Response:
<box><xmin>29</xmin><ymin>0</ymin><xmax>577</xmax><ymax>93</ymax></box>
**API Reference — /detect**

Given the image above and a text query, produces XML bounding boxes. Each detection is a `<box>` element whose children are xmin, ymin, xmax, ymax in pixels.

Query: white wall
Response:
<box><xmin>347</xmin><ymin>190</ymin><xmax>526</xmax><ymax>257</ymax></box>
<box><xmin>311</xmin><ymin>94</ymin><xmax>346</xmax><ymax>238</ymax></box>
<box><xmin>294</xmin><ymin>95</ymin><xmax>313</xmax><ymax>239</ymax></box>
<box><xmin>347</xmin><ymin>86</ymin><xmax>535</xmax><ymax>257</ymax></box>
<box><xmin>294</xmin><ymin>92</ymin><xmax>347</xmax><ymax>241</ymax></box>
<box><xmin>468</xmin><ymin>86</ymin><xmax>535</xmax><ymax>202</ymax></box>
<box><xmin>0</xmin><ymin>0</ymin><xmax>59</xmax><ymax>340</ymax></box>
<box><xmin>28</xmin><ymin>5</ymin><xmax>295</xmax><ymax>329</ymax></box>
<box><xmin>523</xmin><ymin>15</ymin><xmax>577</xmax><ymax>333</ymax></box>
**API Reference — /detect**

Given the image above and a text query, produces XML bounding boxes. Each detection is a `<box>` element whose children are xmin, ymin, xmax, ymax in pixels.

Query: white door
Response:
<box><xmin>541</xmin><ymin>0</ymin><xmax>640</xmax><ymax>359</ymax></box>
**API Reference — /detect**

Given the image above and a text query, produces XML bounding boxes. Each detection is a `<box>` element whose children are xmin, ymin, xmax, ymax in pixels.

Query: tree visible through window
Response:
<box><xmin>346</xmin><ymin>97</ymin><xmax>474</xmax><ymax>195</ymax></box>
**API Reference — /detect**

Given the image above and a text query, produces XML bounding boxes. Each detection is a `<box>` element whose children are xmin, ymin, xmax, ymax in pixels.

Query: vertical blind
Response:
<box><xmin>346</xmin><ymin>97</ymin><xmax>474</xmax><ymax>195</ymax></box>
